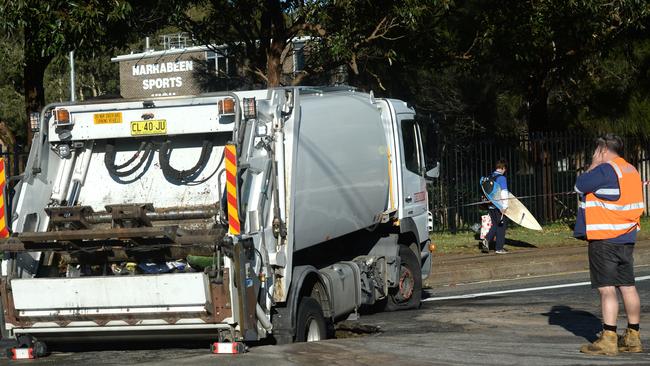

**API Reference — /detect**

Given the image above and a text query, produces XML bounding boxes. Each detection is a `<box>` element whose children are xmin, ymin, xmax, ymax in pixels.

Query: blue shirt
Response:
<box><xmin>573</xmin><ymin>163</ymin><xmax>636</xmax><ymax>244</ymax></box>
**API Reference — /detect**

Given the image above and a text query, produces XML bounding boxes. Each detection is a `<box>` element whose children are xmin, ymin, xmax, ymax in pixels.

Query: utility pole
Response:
<box><xmin>70</xmin><ymin>50</ymin><xmax>76</xmax><ymax>102</ymax></box>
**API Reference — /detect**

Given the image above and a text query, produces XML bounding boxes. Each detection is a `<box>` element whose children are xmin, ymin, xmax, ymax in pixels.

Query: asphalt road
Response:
<box><xmin>3</xmin><ymin>268</ymin><xmax>650</xmax><ymax>365</ymax></box>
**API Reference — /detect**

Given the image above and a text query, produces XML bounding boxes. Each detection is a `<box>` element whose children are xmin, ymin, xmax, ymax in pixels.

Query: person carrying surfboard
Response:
<box><xmin>481</xmin><ymin>160</ymin><xmax>510</xmax><ymax>254</ymax></box>
<box><xmin>574</xmin><ymin>134</ymin><xmax>644</xmax><ymax>356</ymax></box>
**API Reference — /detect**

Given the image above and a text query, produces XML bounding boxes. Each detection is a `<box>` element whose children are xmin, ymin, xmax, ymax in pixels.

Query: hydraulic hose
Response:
<box><xmin>104</xmin><ymin>140</ymin><xmax>154</xmax><ymax>177</ymax></box>
<box><xmin>159</xmin><ymin>139</ymin><xmax>214</xmax><ymax>182</ymax></box>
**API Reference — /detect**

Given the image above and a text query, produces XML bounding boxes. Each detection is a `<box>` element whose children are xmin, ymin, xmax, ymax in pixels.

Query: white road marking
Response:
<box><xmin>423</xmin><ymin>275</ymin><xmax>650</xmax><ymax>302</ymax></box>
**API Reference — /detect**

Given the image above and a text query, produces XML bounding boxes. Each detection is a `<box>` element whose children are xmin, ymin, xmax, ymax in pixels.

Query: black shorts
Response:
<box><xmin>588</xmin><ymin>240</ymin><xmax>635</xmax><ymax>289</ymax></box>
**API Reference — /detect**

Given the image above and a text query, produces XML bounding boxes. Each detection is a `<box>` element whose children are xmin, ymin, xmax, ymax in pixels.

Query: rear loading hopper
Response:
<box><xmin>0</xmin><ymin>93</ymin><xmax>249</xmax><ymax>339</ymax></box>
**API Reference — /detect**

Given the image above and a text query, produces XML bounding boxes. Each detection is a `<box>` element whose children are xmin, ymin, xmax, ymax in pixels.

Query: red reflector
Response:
<box><xmin>210</xmin><ymin>342</ymin><xmax>247</xmax><ymax>354</ymax></box>
<box><xmin>8</xmin><ymin>347</ymin><xmax>35</xmax><ymax>359</ymax></box>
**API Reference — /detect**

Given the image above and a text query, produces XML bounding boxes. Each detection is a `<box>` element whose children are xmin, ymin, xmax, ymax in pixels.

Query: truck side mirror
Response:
<box><xmin>425</xmin><ymin>162</ymin><xmax>440</xmax><ymax>179</ymax></box>
<box><xmin>416</xmin><ymin>114</ymin><xmax>439</xmax><ymax>180</ymax></box>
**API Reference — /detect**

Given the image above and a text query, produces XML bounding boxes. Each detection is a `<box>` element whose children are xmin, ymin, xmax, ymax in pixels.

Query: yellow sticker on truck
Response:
<box><xmin>93</xmin><ymin>112</ymin><xmax>123</xmax><ymax>124</ymax></box>
<box><xmin>130</xmin><ymin>120</ymin><xmax>167</xmax><ymax>136</ymax></box>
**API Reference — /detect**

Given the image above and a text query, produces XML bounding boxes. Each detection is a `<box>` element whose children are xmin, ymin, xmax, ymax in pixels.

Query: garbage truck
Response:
<box><xmin>0</xmin><ymin>87</ymin><xmax>437</xmax><ymax>349</ymax></box>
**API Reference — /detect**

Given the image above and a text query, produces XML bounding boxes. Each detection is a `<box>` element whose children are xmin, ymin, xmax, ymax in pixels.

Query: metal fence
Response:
<box><xmin>0</xmin><ymin>145</ymin><xmax>28</xmax><ymax>209</ymax></box>
<box><xmin>429</xmin><ymin>132</ymin><xmax>650</xmax><ymax>233</ymax></box>
<box><xmin>0</xmin><ymin>145</ymin><xmax>27</xmax><ymax>179</ymax></box>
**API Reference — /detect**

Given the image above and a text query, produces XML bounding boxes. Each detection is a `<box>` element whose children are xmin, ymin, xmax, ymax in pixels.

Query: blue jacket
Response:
<box><xmin>488</xmin><ymin>171</ymin><xmax>508</xmax><ymax>210</ymax></box>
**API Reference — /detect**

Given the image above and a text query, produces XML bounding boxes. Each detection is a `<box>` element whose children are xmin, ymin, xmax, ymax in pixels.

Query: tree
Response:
<box><xmin>0</xmin><ymin>30</ymin><xmax>25</xmax><ymax>145</ymax></box>
<box><xmin>573</xmin><ymin>33</ymin><xmax>650</xmax><ymax>135</ymax></box>
<box><xmin>470</xmin><ymin>0</ymin><xmax>650</xmax><ymax>132</ymax></box>
<box><xmin>182</xmin><ymin>0</ymin><xmax>435</xmax><ymax>89</ymax></box>
<box><xmin>45</xmin><ymin>51</ymin><xmax>121</xmax><ymax>104</ymax></box>
<box><xmin>0</xmin><ymin>0</ymin><xmax>188</xmax><ymax>144</ymax></box>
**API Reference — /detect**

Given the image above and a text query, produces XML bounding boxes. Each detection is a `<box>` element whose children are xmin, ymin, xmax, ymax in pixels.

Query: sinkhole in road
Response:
<box><xmin>334</xmin><ymin>320</ymin><xmax>382</xmax><ymax>339</ymax></box>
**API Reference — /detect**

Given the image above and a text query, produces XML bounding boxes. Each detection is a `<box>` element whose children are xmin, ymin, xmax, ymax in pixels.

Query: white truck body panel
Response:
<box><xmin>48</xmin><ymin>96</ymin><xmax>236</xmax><ymax>142</ymax></box>
<box><xmin>292</xmin><ymin>93</ymin><xmax>390</xmax><ymax>251</ymax></box>
<box><xmin>78</xmin><ymin>140</ymin><xmax>226</xmax><ymax>211</ymax></box>
<box><xmin>12</xmin><ymin>273</ymin><xmax>209</xmax><ymax>311</ymax></box>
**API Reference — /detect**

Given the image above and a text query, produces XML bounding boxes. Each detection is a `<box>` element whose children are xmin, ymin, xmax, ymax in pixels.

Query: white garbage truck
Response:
<box><xmin>0</xmin><ymin>87</ymin><xmax>436</xmax><ymax>349</ymax></box>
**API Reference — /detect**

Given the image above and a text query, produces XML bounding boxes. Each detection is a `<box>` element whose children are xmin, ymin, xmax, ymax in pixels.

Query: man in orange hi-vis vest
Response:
<box><xmin>574</xmin><ymin>134</ymin><xmax>643</xmax><ymax>356</ymax></box>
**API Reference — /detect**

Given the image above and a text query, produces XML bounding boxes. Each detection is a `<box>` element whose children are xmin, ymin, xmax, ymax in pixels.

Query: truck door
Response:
<box><xmin>398</xmin><ymin>117</ymin><xmax>428</xmax><ymax>234</ymax></box>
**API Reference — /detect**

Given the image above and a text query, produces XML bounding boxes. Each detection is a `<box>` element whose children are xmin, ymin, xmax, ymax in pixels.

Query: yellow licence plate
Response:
<box><xmin>130</xmin><ymin>120</ymin><xmax>167</xmax><ymax>136</ymax></box>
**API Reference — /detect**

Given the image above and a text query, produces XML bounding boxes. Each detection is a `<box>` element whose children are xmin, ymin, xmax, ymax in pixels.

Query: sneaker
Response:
<box><xmin>618</xmin><ymin>328</ymin><xmax>643</xmax><ymax>353</ymax></box>
<box><xmin>581</xmin><ymin>330</ymin><xmax>619</xmax><ymax>356</ymax></box>
<box><xmin>495</xmin><ymin>249</ymin><xmax>509</xmax><ymax>254</ymax></box>
<box><xmin>480</xmin><ymin>239</ymin><xmax>489</xmax><ymax>253</ymax></box>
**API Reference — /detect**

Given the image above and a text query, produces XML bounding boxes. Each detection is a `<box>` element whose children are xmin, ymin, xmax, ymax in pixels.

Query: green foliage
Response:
<box><xmin>0</xmin><ymin>31</ymin><xmax>26</xmax><ymax>142</ymax></box>
<box><xmin>1</xmin><ymin>0</ymin><xmax>134</xmax><ymax>58</ymax></box>
<box><xmin>45</xmin><ymin>52</ymin><xmax>120</xmax><ymax>103</ymax></box>
<box><xmin>1</xmin><ymin>0</ymin><xmax>650</xmax><ymax>140</ymax></box>
<box><xmin>182</xmin><ymin>0</ymin><xmax>439</xmax><ymax>87</ymax></box>
<box><xmin>377</xmin><ymin>0</ymin><xmax>650</xmax><ymax>137</ymax></box>
<box><xmin>573</xmin><ymin>37</ymin><xmax>650</xmax><ymax>135</ymax></box>
<box><xmin>0</xmin><ymin>0</ymin><xmax>189</xmax><ymax>143</ymax></box>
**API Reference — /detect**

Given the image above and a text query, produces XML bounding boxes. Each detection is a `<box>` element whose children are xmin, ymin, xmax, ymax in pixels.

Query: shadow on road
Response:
<box><xmin>543</xmin><ymin>305</ymin><xmax>601</xmax><ymax>342</ymax></box>
<box><xmin>504</xmin><ymin>238</ymin><xmax>537</xmax><ymax>249</ymax></box>
<box><xmin>472</xmin><ymin>234</ymin><xmax>538</xmax><ymax>250</ymax></box>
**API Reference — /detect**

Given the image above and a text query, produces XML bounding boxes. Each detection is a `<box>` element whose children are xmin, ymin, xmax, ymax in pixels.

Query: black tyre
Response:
<box><xmin>294</xmin><ymin>297</ymin><xmax>327</xmax><ymax>342</ymax></box>
<box><xmin>33</xmin><ymin>341</ymin><xmax>48</xmax><ymax>358</ymax></box>
<box><xmin>385</xmin><ymin>245</ymin><xmax>422</xmax><ymax>311</ymax></box>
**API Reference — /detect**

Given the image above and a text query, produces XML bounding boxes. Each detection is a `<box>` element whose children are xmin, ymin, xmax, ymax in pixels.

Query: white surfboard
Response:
<box><xmin>481</xmin><ymin>177</ymin><xmax>543</xmax><ymax>231</ymax></box>
<box><xmin>502</xmin><ymin>192</ymin><xmax>543</xmax><ymax>231</ymax></box>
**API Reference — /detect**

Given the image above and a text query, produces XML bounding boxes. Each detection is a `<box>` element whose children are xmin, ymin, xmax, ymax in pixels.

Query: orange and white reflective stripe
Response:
<box><xmin>580</xmin><ymin>201</ymin><xmax>644</xmax><ymax>211</ymax></box>
<box><xmin>586</xmin><ymin>222</ymin><xmax>638</xmax><ymax>232</ymax></box>
<box><xmin>224</xmin><ymin>145</ymin><xmax>240</xmax><ymax>235</ymax></box>
<box><xmin>0</xmin><ymin>158</ymin><xmax>9</xmax><ymax>238</ymax></box>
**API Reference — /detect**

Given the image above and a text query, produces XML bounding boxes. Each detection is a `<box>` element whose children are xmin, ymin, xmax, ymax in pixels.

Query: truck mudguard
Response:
<box><xmin>274</xmin><ymin>265</ymin><xmax>331</xmax><ymax>338</ymax></box>
<box><xmin>399</xmin><ymin>217</ymin><xmax>425</xmax><ymax>245</ymax></box>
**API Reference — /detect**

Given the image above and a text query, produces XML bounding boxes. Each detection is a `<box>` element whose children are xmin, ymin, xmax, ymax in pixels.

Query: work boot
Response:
<box><xmin>618</xmin><ymin>328</ymin><xmax>643</xmax><ymax>353</ymax></box>
<box><xmin>580</xmin><ymin>330</ymin><xmax>619</xmax><ymax>356</ymax></box>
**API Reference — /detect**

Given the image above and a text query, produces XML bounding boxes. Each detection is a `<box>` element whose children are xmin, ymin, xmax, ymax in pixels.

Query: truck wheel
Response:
<box><xmin>294</xmin><ymin>297</ymin><xmax>327</xmax><ymax>342</ymax></box>
<box><xmin>385</xmin><ymin>245</ymin><xmax>422</xmax><ymax>311</ymax></box>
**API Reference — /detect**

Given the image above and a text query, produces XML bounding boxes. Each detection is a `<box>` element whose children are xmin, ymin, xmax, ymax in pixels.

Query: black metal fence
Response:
<box><xmin>0</xmin><ymin>145</ymin><xmax>28</xmax><ymax>208</ymax></box>
<box><xmin>429</xmin><ymin>132</ymin><xmax>650</xmax><ymax>233</ymax></box>
<box><xmin>0</xmin><ymin>145</ymin><xmax>27</xmax><ymax>179</ymax></box>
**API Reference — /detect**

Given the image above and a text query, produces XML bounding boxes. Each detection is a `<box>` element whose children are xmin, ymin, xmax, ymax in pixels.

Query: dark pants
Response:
<box><xmin>486</xmin><ymin>209</ymin><xmax>507</xmax><ymax>251</ymax></box>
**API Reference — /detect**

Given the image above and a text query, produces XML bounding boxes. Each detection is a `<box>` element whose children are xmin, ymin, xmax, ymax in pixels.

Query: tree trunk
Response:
<box><xmin>23</xmin><ymin>56</ymin><xmax>48</xmax><ymax>146</ymax></box>
<box><xmin>527</xmin><ymin>74</ymin><xmax>549</xmax><ymax>133</ymax></box>
<box><xmin>266</xmin><ymin>39</ymin><xmax>285</xmax><ymax>87</ymax></box>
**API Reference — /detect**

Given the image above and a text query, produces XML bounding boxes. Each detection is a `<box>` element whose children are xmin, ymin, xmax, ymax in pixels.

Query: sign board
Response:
<box><xmin>118</xmin><ymin>52</ymin><xmax>205</xmax><ymax>98</ymax></box>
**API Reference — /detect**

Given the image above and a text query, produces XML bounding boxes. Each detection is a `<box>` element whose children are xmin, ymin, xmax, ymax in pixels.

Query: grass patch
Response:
<box><xmin>430</xmin><ymin>217</ymin><xmax>650</xmax><ymax>255</ymax></box>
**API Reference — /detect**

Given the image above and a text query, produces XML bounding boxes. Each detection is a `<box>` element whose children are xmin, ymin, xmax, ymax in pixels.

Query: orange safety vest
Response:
<box><xmin>584</xmin><ymin>157</ymin><xmax>644</xmax><ymax>240</ymax></box>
